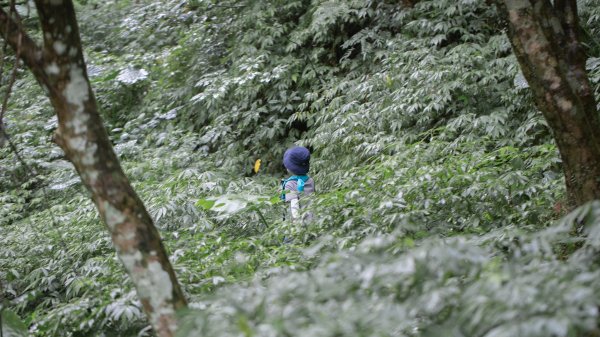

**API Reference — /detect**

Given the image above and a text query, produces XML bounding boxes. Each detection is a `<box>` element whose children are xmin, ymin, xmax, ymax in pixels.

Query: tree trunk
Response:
<box><xmin>0</xmin><ymin>2</ymin><xmax>187</xmax><ymax>336</ymax></box>
<box><xmin>500</xmin><ymin>0</ymin><xmax>600</xmax><ymax>208</ymax></box>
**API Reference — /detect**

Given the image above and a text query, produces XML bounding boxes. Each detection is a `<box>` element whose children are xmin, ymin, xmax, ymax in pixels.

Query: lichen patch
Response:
<box><xmin>67</xmin><ymin>136</ymin><xmax>86</xmax><ymax>152</ymax></box>
<box><xmin>124</xmin><ymin>259</ymin><xmax>176</xmax><ymax>329</ymax></box>
<box><xmin>557</xmin><ymin>98</ymin><xmax>574</xmax><ymax>112</ymax></box>
<box><xmin>120</xmin><ymin>250</ymin><xmax>143</xmax><ymax>272</ymax></box>
<box><xmin>66</xmin><ymin>116</ymin><xmax>89</xmax><ymax>135</ymax></box>
<box><xmin>85</xmin><ymin>169</ymin><xmax>99</xmax><ymax>184</ymax></box>
<box><xmin>64</xmin><ymin>66</ymin><xmax>90</xmax><ymax>108</ymax></box>
<box><xmin>45</xmin><ymin>62</ymin><xmax>60</xmax><ymax>76</ymax></box>
<box><xmin>103</xmin><ymin>201</ymin><xmax>126</xmax><ymax>230</ymax></box>
<box><xmin>139</xmin><ymin>262</ymin><xmax>175</xmax><ymax>320</ymax></box>
<box><xmin>81</xmin><ymin>143</ymin><xmax>98</xmax><ymax>165</ymax></box>
<box><xmin>53</xmin><ymin>40</ymin><xmax>67</xmax><ymax>55</ymax></box>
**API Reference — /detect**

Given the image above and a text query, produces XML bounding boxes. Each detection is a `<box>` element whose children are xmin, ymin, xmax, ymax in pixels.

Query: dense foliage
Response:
<box><xmin>2</xmin><ymin>0</ymin><xmax>600</xmax><ymax>336</ymax></box>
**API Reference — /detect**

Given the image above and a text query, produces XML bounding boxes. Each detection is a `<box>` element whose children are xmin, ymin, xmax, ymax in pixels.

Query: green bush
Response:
<box><xmin>2</xmin><ymin>0</ymin><xmax>600</xmax><ymax>336</ymax></box>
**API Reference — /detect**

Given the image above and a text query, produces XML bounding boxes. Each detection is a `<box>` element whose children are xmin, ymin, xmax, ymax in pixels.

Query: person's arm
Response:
<box><xmin>290</xmin><ymin>198</ymin><xmax>300</xmax><ymax>220</ymax></box>
<box><xmin>284</xmin><ymin>180</ymin><xmax>300</xmax><ymax>221</ymax></box>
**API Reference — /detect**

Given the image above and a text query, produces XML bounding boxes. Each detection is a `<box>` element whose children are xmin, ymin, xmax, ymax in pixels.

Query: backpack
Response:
<box><xmin>280</xmin><ymin>175</ymin><xmax>310</xmax><ymax>201</ymax></box>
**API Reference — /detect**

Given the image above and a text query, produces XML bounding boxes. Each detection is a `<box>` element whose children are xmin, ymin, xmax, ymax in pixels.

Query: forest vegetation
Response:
<box><xmin>2</xmin><ymin>0</ymin><xmax>600</xmax><ymax>336</ymax></box>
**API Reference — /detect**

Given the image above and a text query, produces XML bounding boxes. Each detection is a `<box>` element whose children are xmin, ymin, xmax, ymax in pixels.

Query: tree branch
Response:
<box><xmin>0</xmin><ymin>7</ymin><xmax>52</xmax><ymax>92</ymax></box>
<box><xmin>0</xmin><ymin>22</ymin><xmax>20</xmax><ymax>124</ymax></box>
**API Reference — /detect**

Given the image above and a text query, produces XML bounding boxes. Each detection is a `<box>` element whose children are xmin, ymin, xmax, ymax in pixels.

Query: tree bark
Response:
<box><xmin>500</xmin><ymin>0</ymin><xmax>600</xmax><ymax>208</ymax></box>
<box><xmin>0</xmin><ymin>2</ymin><xmax>187</xmax><ymax>336</ymax></box>
<box><xmin>401</xmin><ymin>0</ymin><xmax>418</xmax><ymax>8</ymax></box>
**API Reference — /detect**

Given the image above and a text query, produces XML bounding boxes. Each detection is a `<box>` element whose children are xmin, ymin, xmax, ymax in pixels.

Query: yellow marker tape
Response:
<box><xmin>254</xmin><ymin>159</ymin><xmax>261</xmax><ymax>173</ymax></box>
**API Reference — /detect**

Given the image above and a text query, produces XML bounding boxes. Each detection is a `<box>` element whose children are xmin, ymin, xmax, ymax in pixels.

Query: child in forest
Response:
<box><xmin>280</xmin><ymin>146</ymin><xmax>315</xmax><ymax>222</ymax></box>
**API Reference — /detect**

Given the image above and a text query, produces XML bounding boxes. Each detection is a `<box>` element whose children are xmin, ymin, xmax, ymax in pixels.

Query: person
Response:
<box><xmin>280</xmin><ymin>146</ymin><xmax>315</xmax><ymax>222</ymax></box>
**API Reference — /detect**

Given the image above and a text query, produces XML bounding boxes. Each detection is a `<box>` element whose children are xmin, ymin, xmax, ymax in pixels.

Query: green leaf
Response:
<box><xmin>1</xmin><ymin>309</ymin><xmax>28</xmax><ymax>337</ymax></box>
<box><xmin>196</xmin><ymin>199</ymin><xmax>216</xmax><ymax>210</ymax></box>
<box><xmin>269</xmin><ymin>195</ymin><xmax>281</xmax><ymax>204</ymax></box>
<box><xmin>211</xmin><ymin>196</ymin><xmax>248</xmax><ymax>214</ymax></box>
<box><xmin>237</xmin><ymin>315</ymin><xmax>254</xmax><ymax>337</ymax></box>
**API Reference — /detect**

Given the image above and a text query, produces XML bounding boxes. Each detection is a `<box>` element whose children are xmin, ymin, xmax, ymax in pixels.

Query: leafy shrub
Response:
<box><xmin>2</xmin><ymin>0</ymin><xmax>600</xmax><ymax>336</ymax></box>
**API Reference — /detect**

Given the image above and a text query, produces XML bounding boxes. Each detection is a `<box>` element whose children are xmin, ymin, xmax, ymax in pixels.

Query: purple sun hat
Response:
<box><xmin>283</xmin><ymin>146</ymin><xmax>310</xmax><ymax>175</ymax></box>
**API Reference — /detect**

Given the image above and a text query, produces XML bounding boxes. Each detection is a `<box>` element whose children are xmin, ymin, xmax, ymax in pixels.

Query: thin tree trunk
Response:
<box><xmin>500</xmin><ymin>0</ymin><xmax>600</xmax><ymax>208</ymax></box>
<box><xmin>0</xmin><ymin>2</ymin><xmax>187</xmax><ymax>336</ymax></box>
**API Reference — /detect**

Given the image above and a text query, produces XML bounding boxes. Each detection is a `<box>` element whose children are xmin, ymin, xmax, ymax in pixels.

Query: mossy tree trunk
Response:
<box><xmin>0</xmin><ymin>2</ymin><xmax>187</xmax><ymax>336</ymax></box>
<box><xmin>500</xmin><ymin>0</ymin><xmax>600</xmax><ymax>208</ymax></box>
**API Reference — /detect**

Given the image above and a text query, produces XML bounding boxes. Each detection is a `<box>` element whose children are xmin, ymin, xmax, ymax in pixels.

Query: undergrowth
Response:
<box><xmin>2</xmin><ymin>0</ymin><xmax>600</xmax><ymax>336</ymax></box>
